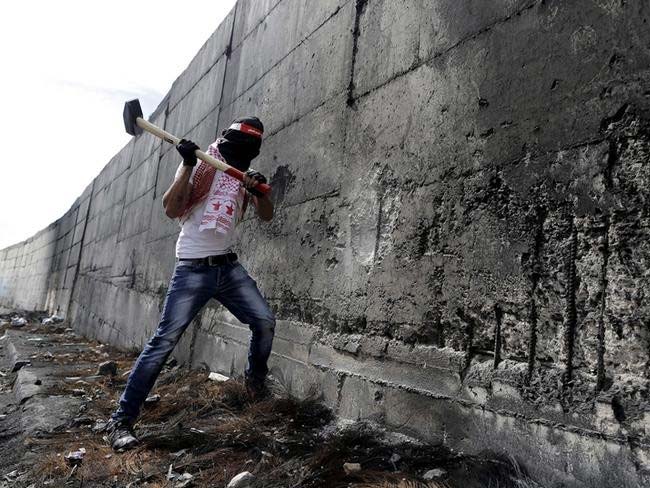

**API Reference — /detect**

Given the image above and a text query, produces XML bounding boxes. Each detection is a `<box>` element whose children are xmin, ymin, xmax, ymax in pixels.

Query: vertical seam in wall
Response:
<box><xmin>115</xmin><ymin>149</ymin><xmax>136</xmax><ymax>242</ymax></box>
<box><xmin>346</xmin><ymin>0</ymin><xmax>368</xmax><ymax>107</ymax></box>
<box><xmin>493</xmin><ymin>304</ymin><xmax>503</xmax><ymax>368</ymax></box>
<box><xmin>563</xmin><ymin>213</ymin><xmax>578</xmax><ymax>387</ymax></box>
<box><xmin>596</xmin><ymin>214</ymin><xmax>610</xmax><ymax>391</ymax></box>
<box><xmin>215</xmin><ymin>0</ymin><xmax>238</xmax><ymax>137</ymax></box>
<box><xmin>526</xmin><ymin>206</ymin><xmax>546</xmax><ymax>384</ymax></box>
<box><xmin>65</xmin><ymin>179</ymin><xmax>96</xmax><ymax>322</ymax></box>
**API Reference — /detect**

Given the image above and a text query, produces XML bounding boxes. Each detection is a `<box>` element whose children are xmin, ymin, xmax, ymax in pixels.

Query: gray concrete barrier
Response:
<box><xmin>2</xmin><ymin>1</ymin><xmax>649</xmax><ymax>485</ymax></box>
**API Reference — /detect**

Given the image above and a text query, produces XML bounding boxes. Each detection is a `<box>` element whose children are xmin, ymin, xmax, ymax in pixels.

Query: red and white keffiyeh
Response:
<box><xmin>179</xmin><ymin>143</ymin><xmax>247</xmax><ymax>233</ymax></box>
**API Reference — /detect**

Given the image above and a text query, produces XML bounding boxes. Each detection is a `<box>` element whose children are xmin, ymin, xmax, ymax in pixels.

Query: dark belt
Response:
<box><xmin>178</xmin><ymin>252</ymin><xmax>238</xmax><ymax>266</ymax></box>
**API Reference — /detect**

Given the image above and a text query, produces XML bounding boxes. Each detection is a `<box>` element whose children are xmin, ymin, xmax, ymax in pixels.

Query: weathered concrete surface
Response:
<box><xmin>1</xmin><ymin>1</ymin><xmax>650</xmax><ymax>486</ymax></box>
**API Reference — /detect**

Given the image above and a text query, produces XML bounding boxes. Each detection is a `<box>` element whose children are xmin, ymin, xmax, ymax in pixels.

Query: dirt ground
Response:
<box><xmin>0</xmin><ymin>311</ymin><xmax>541</xmax><ymax>488</ymax></box>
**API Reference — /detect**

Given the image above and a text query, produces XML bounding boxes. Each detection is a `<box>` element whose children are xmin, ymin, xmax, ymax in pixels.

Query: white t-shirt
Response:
<box><xmin>174</xmin><ymin>163</ymin><xmax>248</xmax><ymax>258</ymax></box>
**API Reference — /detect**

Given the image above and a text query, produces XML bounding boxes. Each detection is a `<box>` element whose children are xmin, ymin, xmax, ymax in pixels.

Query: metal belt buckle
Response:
<box><xmin>207</xmin><ymin>255</ymin><xmax>218</xmax><ymax>266</ymax></box>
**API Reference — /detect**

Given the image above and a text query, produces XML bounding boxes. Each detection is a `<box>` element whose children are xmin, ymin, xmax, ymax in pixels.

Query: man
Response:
<box><xmin>105</xmin><ymin>117</ymin><xmax>275</xmax><ymax>451</ymax></box>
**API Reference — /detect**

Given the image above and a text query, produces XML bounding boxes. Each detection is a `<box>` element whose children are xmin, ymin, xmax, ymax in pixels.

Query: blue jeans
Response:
<box><xmin>112</xmin><ymin>260</ymin><xmax>275</xmax><ymax>423</ymax></box>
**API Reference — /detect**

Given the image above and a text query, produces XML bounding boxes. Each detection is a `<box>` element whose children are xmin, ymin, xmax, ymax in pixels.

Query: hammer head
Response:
<box><xmin>123</xmin><ymin>99</ymin><xmax>144</xmax><ymax>136</ymax></box>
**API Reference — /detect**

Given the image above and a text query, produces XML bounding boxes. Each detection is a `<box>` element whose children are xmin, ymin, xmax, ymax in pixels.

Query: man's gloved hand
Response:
<box><xmin>176</xmin><ymin>139</ymin><xmax>200</xmax><ymax>167</ymax></box>
<box><xmin>243</xmin><ymin>169</ymin><xmax>267</xmax><ymax>197</ymax></box>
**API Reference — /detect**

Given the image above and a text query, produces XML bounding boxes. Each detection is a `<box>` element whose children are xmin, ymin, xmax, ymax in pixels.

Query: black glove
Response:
<box><xmin>244</xmin><ymin>169</ymin><xmax>267</xmax><ymax>197</ymax></box>
<box><xmin>176</xmin><ymin>139</ymin><xmax>200</xmax><ymax>167</ymax></box>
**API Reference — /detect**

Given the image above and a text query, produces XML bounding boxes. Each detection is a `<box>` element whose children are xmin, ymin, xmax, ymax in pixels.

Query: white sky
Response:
<box><xmin>0</xmin><ymin>0</ymin><xmax>237</xmax><ymax>249</ymax></box>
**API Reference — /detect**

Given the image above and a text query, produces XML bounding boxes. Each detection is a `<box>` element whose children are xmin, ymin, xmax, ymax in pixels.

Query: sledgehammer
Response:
<box><xmin>123</xmin><ymin>99</ymin><xmax>271</xmax><ymax>196</ymax></box>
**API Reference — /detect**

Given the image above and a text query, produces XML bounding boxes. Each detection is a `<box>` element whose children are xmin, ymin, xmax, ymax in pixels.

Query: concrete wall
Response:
<box><xmin>1</xmin><ymin>1</ymin><xmax>650</xmax><ymax>485</ymax></box>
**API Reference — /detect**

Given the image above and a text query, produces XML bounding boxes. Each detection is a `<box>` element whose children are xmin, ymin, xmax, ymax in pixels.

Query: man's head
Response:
<box><xmin>217</xmin><ymin>116</ymin><xmax>264</xmax><ymax>171</ymax></box>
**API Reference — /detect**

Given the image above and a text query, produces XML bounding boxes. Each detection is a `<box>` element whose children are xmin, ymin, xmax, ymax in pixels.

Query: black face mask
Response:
<box><xmin>216</xmin><ymin>129</ymin><xmax>261</xmax><ymax>171</ymax></box>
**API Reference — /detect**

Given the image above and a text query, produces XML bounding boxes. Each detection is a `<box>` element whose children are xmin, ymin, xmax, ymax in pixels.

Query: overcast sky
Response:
<box><xmin>0</xmin><ymin>0</ymin><xmax>237</xmax><ymax>249</ymax></box>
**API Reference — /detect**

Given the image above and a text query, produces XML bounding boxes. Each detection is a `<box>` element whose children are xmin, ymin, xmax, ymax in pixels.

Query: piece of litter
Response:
<box><xmin>208</xmin><ymin>372</ymin><xmax>229</xmax><ymax>382</ymax></box>
<box><xmin>227</xmin><ymin>471</ymin><xmax>255</xmax><ymax>488</ymax></box>
<box><xmin>64</xmin><ymin>448</ymin><xmax>86</xmax><ymax>466</ymax></box>
<box><xmin>175</xmin><ymin>472</ymin><xmax>194</xmax><ymax>487</ymax></box>
<box><xmin>343</xmin><ymin>462</ymin><xmax>362</xmax><ymax>475</ymax></box>
<box><xmin>189</xmin><ymin>427</ymin><xmax>205</xmax><ymax>434</ymax></box>
<box><xmin>145</xmin><ymin>394</ymin><xmax>161</xmax><ymax>404</ymax></box>
<box><xmin>423</xmin><ymin>468</ymin><xmax>446</xmax><ymax>480</ymax></box>
<box><xmin>167</xmin><ymin>464</ymin><xmax>178</xmax><ymax>480</ymax></box>
<box><xmin>11</xmin><ymin>317</ymin><xmax>27</xmax><ymax>327</ymax></box>
<box><xmin>42</xmin><ymin>315</ymin><xmax>64</xmax><ymax>325</ymax></box>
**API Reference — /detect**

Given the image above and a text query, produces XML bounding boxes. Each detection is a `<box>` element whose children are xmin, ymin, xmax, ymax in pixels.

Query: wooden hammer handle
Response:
<box><xmin>135</xmin><ymin>117</ymin><xmax>272</xmax><ymax>196</ymax></box>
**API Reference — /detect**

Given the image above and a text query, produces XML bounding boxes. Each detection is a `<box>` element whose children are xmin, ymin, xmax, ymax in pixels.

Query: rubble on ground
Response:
<box><xmin>227</xmin><ymin>471</ymin><xmax>254</xmax><ymax>487</ymax></box>
<box><xmin>96</xmin><ymin>360</ymin><xmax>118</xmax><ymax>376</ymax></box>
<box><xmin>0</xmin><ymin>311</ymin><xmax>542</xmax><ymax>488</ymax></box>
<box><xmin>42</xmin><ymin>314</ymin><xmax>64</xmax><ymax>325</ymax></box>
<box><xmin>10</xmin><ymin>317</ymin><xmax>27</xmax><ymax>327</ymax></box>
<box><xmin>208</xmin><ymin>371</ymin><xmax>229</xmax><ymax>382</ymax></box>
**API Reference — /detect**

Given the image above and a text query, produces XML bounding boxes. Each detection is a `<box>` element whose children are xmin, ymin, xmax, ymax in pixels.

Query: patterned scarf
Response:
<box><xmin>179</xmin><ymin>144</ymin><xmax>248</xmax><ymax>225</ymax></box>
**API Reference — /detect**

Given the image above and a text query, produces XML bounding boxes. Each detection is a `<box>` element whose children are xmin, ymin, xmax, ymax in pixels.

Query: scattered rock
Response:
<box><xmin>71</xmin><ymin>416</ymin><xmax>94</xmax><ymax>427</ymax></box>
<box><xmin>343</xmin><ymin>462</ymin><xmax>362</xmax><ymax>475</ymax></box>
<box><xmin>145</xmin><ymin>394</ymin><xmax>161</xmax><ymax>404</ymax></box>
<box><xmin>11</xmin><ymin>317</ymin><xmax>27</xmax><ymax>327</ymax></box>
<box><xmin>208</xmin><ymin>372</ymin><xmax>229</xmax><ymax>382</ymax></box>
<box><xmin>64</xmin><ymin>447</ymin><xmax>86</xmax><ymax>466</ymax></box>
<box><xmin>92</xmin><ymin>420</ymin><xmax>108</xmax><ymax>433</ymax></box>
<box><xmin>72</xmin><ymin>389</ymin><xmax>86</xmax><ymax>396</ymax></box>
<box><xmin>42</xmin><ymin>314</ymin><xmax>64</xmax><ymax>325</ymax></box>
<box><xmin>4</xmin><ymin>469</ymin><xmax>19</xmax><ymax>480</ymax></box>
<box><xmin>175</xmin><ymin>472</ymin><xmax>194</xmax><ymax>487</ymax></box>
<box><xmin>97</xmin><ymin>361</ymin><xmax>118</xmax><ymax>376</ymax></box>
<box><xmin>423</xmin><ymin>468</ymin><xmax>446</xmax><ymax>480</ymax></box>
<box><xmin>227</xmin><ymin>471</ymin><xmax>255</xmax><ymax>488</ymax></box>
<box><xmin>11</xmin><ymin>360</ymin><xmax>31</xmax><ymax>372</ymax></box>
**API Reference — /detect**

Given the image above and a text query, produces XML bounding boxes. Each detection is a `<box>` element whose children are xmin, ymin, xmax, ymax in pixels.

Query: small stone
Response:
<box><xmin>208</xmin><ymin>372</ymin><xmax>229</xmax><ymax>382</ymax></box>
<box><xmin>72</xmin><ymin>389</ymin><xmax>86</xmax><ymax>396</ymax></box>
<box><xmin>343</xmin><ymin>462</ymin><xmax>362</xmax><ymax>475</ymax></box>
<box><xmin>145</xmin><ymin>394</ymin><xmax>161</xmax><ymax>404</ymax></box>
<box><xmin>97</xmin><ymin>361</ymin><xmax>118</xmax><ymax>376</ymax></box>
<box><xmin>177</xmin><ymin>385</ymin><xmax>191</xmax><ymax>394</ymax></box>
<box><xmin>71</xmin><ymin>416</ymin><xmax>94</xmax><ymax>427</ymax></box>
<box><xmin>227</xmin><ymin>471</ymin><xmax>255</xmax><ymax>488</ymax></box>
<box><xmin>92</xmin><ymin>420</ymin><xmax>108</xmax><ymax>433</ymax></box>
<box><xmin>423</xmin><ymin>468</ymin><xmax>446</xmax><ymax>480</ymax></box>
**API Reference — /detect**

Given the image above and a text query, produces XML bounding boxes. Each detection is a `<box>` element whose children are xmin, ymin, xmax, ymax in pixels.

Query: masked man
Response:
<box><xmin>105</xmin><ymin>117</ymin><xmax>275</xmax><ymax>451</ymax></box>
